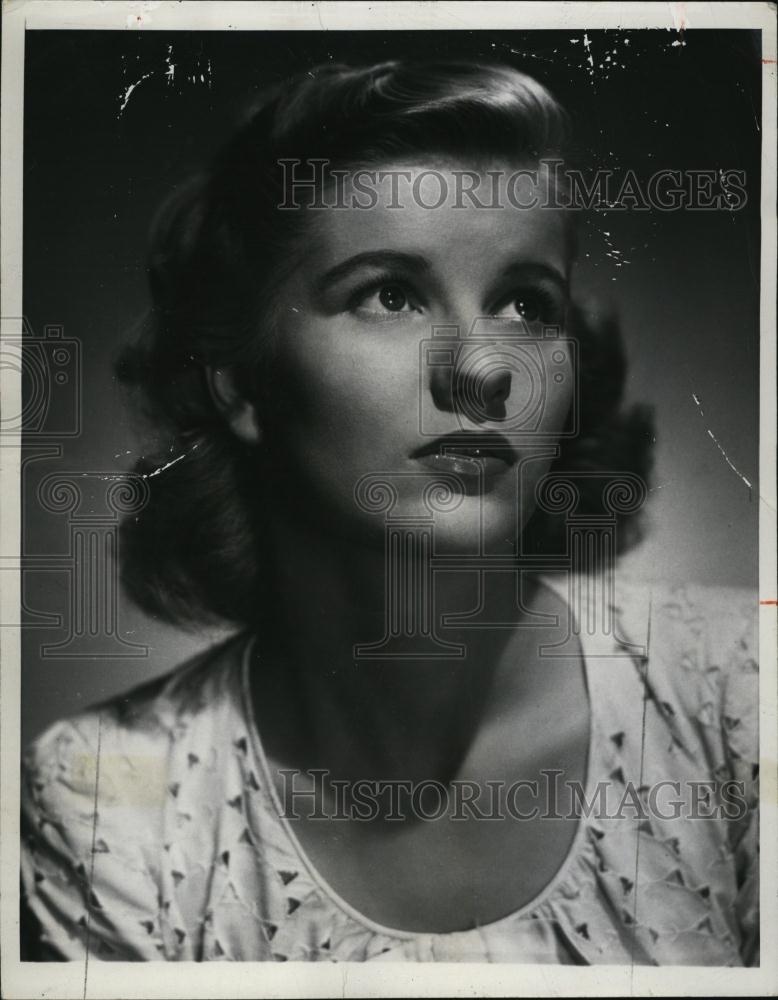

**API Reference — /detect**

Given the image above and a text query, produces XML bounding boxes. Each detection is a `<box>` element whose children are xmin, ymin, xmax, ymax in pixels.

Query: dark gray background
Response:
<box><xmin>20</xmin><ymin>28</ymin><xmax>761</xmax><ymax>741</ymax></box>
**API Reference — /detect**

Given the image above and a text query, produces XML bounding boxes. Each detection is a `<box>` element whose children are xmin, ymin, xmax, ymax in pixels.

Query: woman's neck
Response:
<box><xmin>251</xmin><ymin>510</ymin><xmax>554</xmax><ymax>785</ymax></box>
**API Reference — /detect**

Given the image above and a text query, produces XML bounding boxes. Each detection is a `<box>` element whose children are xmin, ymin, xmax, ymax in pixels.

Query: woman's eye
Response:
<box><xmin>513</xmin><ymin>297</ymin><xmax>540</xmax><ymax>322</ymax></box>
<box><xmin>353</xmin><ymin>282</ymin><xmax>418</xmax><ymax>317</ymax></box>
<box><xmin>494</xmin><ymin>291</ymin><xmax>558</xmax><ymax>325</ymax></box>
<box><xmin>378</xmin><ymin>285</ymin><xmax>409</xmax><ymax>312</ymax></box>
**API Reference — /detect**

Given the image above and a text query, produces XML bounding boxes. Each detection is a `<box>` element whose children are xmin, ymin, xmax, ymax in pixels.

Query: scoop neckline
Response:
<box><xmin>239</xmin><ymin>574</ymin><xmax>603</xmax><ymax>942</ymax></box>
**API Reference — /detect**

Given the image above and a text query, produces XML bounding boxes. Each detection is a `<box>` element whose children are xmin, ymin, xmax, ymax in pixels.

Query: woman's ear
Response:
<box><xmin>206</xmin><ymin>366</ymin><xmax>263</xmax><ymax>445</ymax></box>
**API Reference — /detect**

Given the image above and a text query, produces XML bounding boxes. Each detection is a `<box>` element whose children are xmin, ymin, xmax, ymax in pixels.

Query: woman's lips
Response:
<box><xmin>411</xmin><ymin>433</ymin><xmax>518</xmax><ymax>484</ymax></box>
<box><xmin>413</xmin><ymin>450</ymin><xmax>512</xmax><ymax>478</ymax></box>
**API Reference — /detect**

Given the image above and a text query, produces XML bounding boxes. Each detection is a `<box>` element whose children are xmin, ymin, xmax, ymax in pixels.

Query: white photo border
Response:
<box><xmin>1</xmin><ymin>2</ymin><xmax>776</xmax><ymax>997</ymax></box>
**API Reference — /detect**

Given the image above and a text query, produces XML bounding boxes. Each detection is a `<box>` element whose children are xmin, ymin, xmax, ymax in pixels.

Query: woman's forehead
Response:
<box><xmin>299</xmin><ymin>161</ymin><xmax>571</xmax><ymax>278</ymax></box>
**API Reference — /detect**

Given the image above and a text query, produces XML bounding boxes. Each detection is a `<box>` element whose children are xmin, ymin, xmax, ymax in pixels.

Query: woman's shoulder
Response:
<box><xmin>606</xmin><ymin>576</ymin><xmax>759</xmax><ymax>790</ymax></box>
<box><xmin>611</xmin><ymin>575</ymin><xmax>758</xmax><ymax>669</ymax></box>
<box><xmin>568</xmin><ymin>574</ymin><xmax>759</xmax><ymax>785</ymax></box>
<box><xmin>543</xmin><ymin>572</ymin><xmax>758</xmax><ymax>682</ymax></box>
<box><xmin>613</xmin><ymin>574</ymin><xmax>758</xmax><ymax>697</ymax></box>
<box><xmin>23</xmin><ymin>631</ymin><xmax>252</xmax><ymax>815</ymax></box>
<box><xmin>645</xmin><ymin>578</ymin><xmax>757</xmax><ymax>646</ymax></box>
<box><xmin>21</xmin><ymin>632</ymin><xmax>257</xmax><ymax>960</ymax></box>
<box><xmin>628</xmin><ymin>578</ymin><xmax>758</xmax><ymax>716</ymax></box>
<box><xmin>646</xmin><ymin>578</ymin><xmax>759</xmax><ymax>764</ymax></box>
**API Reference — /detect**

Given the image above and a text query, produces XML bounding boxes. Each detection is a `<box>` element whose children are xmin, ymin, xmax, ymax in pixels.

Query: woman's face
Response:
<box><xmin>255</xmin><ymin>159</ymin><xmax>574</xmax><ymax>552</ymax></box>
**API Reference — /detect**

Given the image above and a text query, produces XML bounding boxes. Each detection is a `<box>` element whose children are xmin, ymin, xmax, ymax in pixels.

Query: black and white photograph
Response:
<box><xmin>1</xmin><ymin>1</ymin><xmax>776</xmax><ymax>997</ymax></box>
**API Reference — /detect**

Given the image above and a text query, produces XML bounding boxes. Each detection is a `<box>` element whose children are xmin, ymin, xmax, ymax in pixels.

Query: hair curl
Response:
<box><xmin>118</xmin><ymin>60</ymin><xmax>654</xmax><ymax>627</ymax></box>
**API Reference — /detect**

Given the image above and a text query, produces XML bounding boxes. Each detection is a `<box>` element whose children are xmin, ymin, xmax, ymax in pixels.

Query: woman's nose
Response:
<box><xmin>479</xmin><ymin>366</ymin><xmax>512</xmax><ymax>410</ymax></box>
<box><xmin>429</xmin><ymin>337</ymin><xmax>514</xmax><ymax>423</ymax></box>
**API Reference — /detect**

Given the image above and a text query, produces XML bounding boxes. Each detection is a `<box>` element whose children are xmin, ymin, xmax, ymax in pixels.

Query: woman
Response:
<box><xmin>21</xmin><ymin>61</ymin><xmax>758</xmax><ymax>964</ymax></box>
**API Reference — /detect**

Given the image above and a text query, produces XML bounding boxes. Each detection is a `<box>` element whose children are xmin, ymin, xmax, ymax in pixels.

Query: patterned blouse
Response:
<box><xmin>21</xmin><ymin>577</ymin><xmax>759</xmax><ymax>964</ymax></box>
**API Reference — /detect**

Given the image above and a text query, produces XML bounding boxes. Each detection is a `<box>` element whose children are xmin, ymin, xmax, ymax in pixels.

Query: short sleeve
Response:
<box><xmin>21</xmin><ymin>714</ymin><xmax>168</xmax><ymax>961</ymax></box>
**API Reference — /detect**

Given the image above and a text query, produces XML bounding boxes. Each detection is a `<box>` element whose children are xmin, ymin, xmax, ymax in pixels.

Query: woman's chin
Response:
<box><xmin>422</xmin><ymin>508</ymin><xmax>525</xmax><ymax>556</ymax></box>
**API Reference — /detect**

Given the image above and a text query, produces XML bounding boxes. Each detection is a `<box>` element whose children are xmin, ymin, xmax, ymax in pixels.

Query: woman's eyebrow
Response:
<box><xmin>495</xmin><ymin>261</ymin><xmax>569</xmax><ymax>294</ymax></box>
<box><xmin>314</xmin><ymin>250</ymin><xmax>431</xmax><ymax>293</ymax></box>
